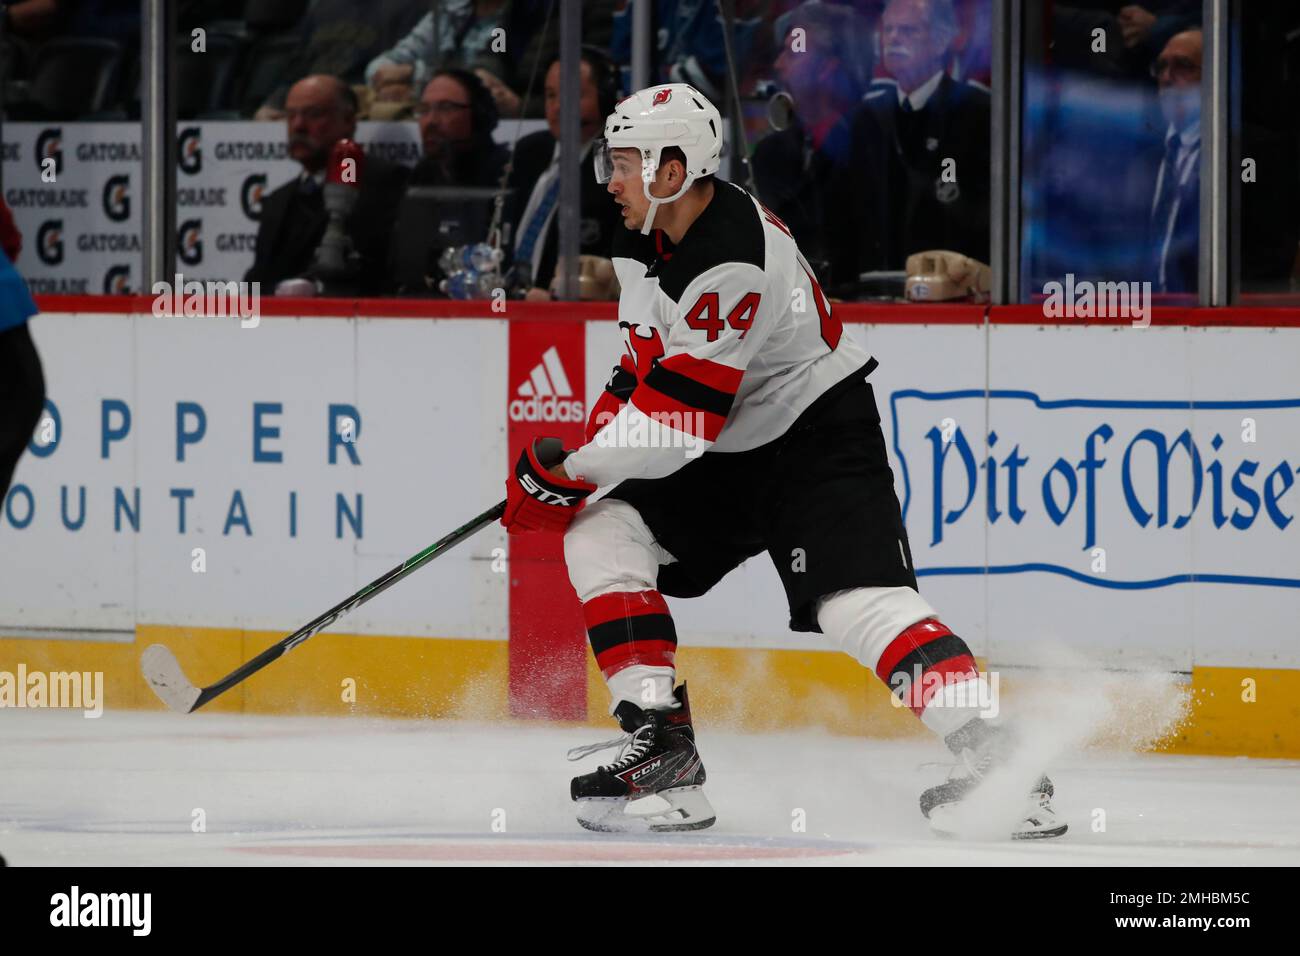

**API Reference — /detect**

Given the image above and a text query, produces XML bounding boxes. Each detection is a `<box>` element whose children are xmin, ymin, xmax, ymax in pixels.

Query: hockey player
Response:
<box><xmin>501</xmin><ymin>84</ymin><xmax>1064</xmax><ymax>839</ymax></box>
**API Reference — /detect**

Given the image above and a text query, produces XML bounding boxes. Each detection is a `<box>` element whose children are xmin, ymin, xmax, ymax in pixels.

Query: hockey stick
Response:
<box><xmin>141</xmin><ymin>499</ymin><xmax>505</xmax><ymax>713</ymax></box>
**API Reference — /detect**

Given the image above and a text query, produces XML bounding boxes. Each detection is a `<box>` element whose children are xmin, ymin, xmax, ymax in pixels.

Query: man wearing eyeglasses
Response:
<box><xmin>245</xmin><ymin>74</ymin><xmax>409</xmax><ymax>296</ymax></box>
<box><xmin>408</xmin><ymin>69</ymin><xmax>508</xmax><ymax>188</ymax></box>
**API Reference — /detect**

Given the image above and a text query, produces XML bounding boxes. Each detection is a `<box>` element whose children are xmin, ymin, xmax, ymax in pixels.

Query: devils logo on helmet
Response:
<box><xmin>652</xmin><ymin>88</ymin><xmax>672</xmax><ymax>106</ymax></box>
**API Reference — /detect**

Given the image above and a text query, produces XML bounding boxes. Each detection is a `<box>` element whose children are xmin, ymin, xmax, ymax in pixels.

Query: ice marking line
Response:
<box><xmin>232</xmin><ymin>842</ymin><xmax>863</xmax><ymax>862</ymax></box>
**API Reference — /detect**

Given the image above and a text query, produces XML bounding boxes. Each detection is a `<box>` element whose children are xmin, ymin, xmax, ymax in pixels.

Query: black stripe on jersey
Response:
<box><xmin>643</xmin><ymin>363</ymin><xmax>736</xmax><ymax>418</ymax></box>
<box><xmin>611</xmin><ymin>223</ymin><xmax>660</xmax><ymax>268</ymax></box>
<box><xmin>587</xmin><ymin>613</ymin><xmax>678</xmax><ymax>656</ymax></box>
<box><xmin>885</xmin><ymin>634</ymin><xmax>975</xmax><ymax>692</ymax></box>
<box><xmin>606</xmin><ymin>364</ymin><xmax>637</xmax><ymax>401</ymax></box>
<box><xmin>656</xmin><ymin>182</ymin><xmax>766</xmax><ymax>303</ymax></box>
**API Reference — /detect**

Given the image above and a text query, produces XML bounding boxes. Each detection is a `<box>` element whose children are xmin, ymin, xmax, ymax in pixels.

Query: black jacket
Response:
<box><xmin>503</xmin><ymin>130</ymin><xmax>621</xmax><ymax>290</ymax></box>
<box><xmin>752</xmin><ymin>117</ymin><xmax>854</xmax><ymax>287</ymax></box>
<box><xmin>408</xmin><ymin>141</ymin><xmax>509</xmax><ymax>189</ymax></box>
<box><xmin>831</xmin><ymin>75</ymin><xmax>991</xmax><ymax>281</ymax></box>
<box><xmin>245</xmin><ymin>154</ymin><xmax>409</xmax><ymax>296</ymax></box>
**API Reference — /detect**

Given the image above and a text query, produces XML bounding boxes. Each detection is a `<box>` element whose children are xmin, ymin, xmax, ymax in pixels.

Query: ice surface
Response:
<box><xmin>3</xmin><ymin>709</ymin><xmax>1298</xmax><ymax>866</ymax></box>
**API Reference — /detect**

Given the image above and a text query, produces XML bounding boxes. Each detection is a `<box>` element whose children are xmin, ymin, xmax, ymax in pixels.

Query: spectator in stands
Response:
<box><xmin>409</xmin><ymin>68</ymin><xmax>509</xmax><ymax>187</ymax></box>
<box><xmin>245</xmin><ymin>75</ymin><xmax>408</xmax><ymax>296</ymax></box>
<box><xmin>1118</xmin><ymin>2</ymin><xmax>1201</xmax><ymax>66</ymax></box>
<box><xmin>1147</xmin><ymin>27</ymin><xmax>1201</xmax><ymax>294</ymax></box>
<box><xmin>503</xmin><ymin>47</ymin><xmax>622</xmax><ymax>300</ymax></box>
<box><xmin>752</xmin><ymin>1</ymin><xmax>872</xmax><ymax>287</ymax></box>
<box><xmin>365</xmin><ymin>0</ymin><xmax>543</xmax><ymax>118</ymax></box>
<box><xmin>385</xmin><ymin>70</ymin><xmax>510</xmax><ymax>296</ymax></box>
<box><xmin>252</xmin><ymin>0</ymin><xmax>427</xmax><ymax>120</ymax></box>
<box><xmin>1</xmin><ymin>0</ymin><xmax>63</xmax><ymax>38</ymax></box>
<box><xmin>1048</xmin><ymin>1</ymin><xmax>1200</xmax><ymax>79</ymax></box>
<box><xmin>0</xmin><ymin>196</ymin><xmax>44</xmax><ymax>503</ymax></box>
<box><xmin>2</xmin><ymin>0</ymin><xmax>137</xmax><ymax>41</ymax></box>
<box><xmin>610</xmin><ymin>0</ymin><xmax>766</xmax><ymax>105</ymax></box>
<box><xmin>831</xmin><ymin>0</ymin><xmax>990</xmax><ymax>284</ymax></box>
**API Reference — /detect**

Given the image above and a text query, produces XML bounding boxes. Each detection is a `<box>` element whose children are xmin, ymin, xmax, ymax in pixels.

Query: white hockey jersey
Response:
<box><xmin>564</xmin><ymin>180</ymin><xmax>874</xmax><ymax>488</ymax></box>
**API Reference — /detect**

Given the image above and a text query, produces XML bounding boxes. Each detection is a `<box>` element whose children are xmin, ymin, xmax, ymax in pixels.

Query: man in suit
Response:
<box><xmin>245</xmin><ymin>75</ymin><xmax>408</xmax><ymax>296</ymax></box>
<box><xmin>1147</xmin><ymin>28</ymin><xmax>1201</xmax><ymax>294</ymax></box>
<box><xmin>831</xmin><ymin>0</ymin><xmax>990</xmax><ymax>284</ymax></box>
<box><xmin>503</xmin><ymin>48</ymin><xmax>622</xmax><ymax>300</ymax></box>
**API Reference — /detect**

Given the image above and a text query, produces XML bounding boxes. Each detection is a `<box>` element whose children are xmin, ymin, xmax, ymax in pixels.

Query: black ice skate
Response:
<box><xmin>919</xmin><ymin>720</ymin><xmax>1067</xmax><ymax>840</ymax></box>
<box><xmin>567</xmin><ymin>683</ymin><xmax>715</xmax><ymax>833</ymax></box>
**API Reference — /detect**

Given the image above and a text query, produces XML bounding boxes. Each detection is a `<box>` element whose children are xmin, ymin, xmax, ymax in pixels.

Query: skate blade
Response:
<box><xmin>575</xmin><ymin>786</ymin><xmax>717</xmax><ymax>833</ymax></box>
<box><xmin>1011</xmin><ymin>823</ymin><xmax>1068</xmax><ymax>840</ymax></box>
<box><xmin>928</xmin><ymin>800</ymin><xmax>1067</xmax><ymax>841</ymax></box>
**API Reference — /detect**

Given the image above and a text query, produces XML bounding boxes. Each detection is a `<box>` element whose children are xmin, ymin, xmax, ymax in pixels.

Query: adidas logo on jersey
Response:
<box><xmin>509</xmin><ymin>346</ymin><xmax>585</xmax><ymax>423</ymax></box>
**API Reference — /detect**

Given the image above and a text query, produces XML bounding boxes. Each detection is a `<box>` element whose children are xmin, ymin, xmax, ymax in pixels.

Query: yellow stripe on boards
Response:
<box><xmin>1</xmin><ymin>628</ymin><xmax>1296</xmax><ymax>757</ymax></box>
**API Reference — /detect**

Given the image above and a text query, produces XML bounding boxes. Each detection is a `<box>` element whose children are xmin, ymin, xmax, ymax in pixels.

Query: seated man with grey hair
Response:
<box><xmin>246</xmin><ymin>75</ymin><xmax>409</xmax><ymax>296</ymax></box>
<box><xmin>830</xmin><ymin>0</ymin><xmax>990</xmax><ymax>285</ymax></box>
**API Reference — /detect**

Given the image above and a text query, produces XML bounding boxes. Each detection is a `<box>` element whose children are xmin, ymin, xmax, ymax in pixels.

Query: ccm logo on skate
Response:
<box><xmin>630</xmin><ymin>759</ymin><xmax>662</xmax><ymax>781</ymax></box>
<box><xmin>519</xmin><ymin>474</ymin><xmax>576</xmax><ymax>506</ymax></box>
<box><xmin>509</xmin><ymin>346</ymin><xmax>584</xmax><ymax>423</ymax></box>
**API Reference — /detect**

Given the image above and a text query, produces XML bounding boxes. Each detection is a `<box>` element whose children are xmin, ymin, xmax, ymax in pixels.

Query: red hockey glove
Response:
<box><xmin>502</xmin><ymin>437</ymin><xmax>597</xmax><ymax>534</ymax></box>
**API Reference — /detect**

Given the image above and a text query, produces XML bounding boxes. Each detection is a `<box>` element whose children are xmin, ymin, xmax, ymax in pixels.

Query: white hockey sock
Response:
<box><xmin>605</xmin><ymin>664</ymin><xmax>679</xmax><ymax>713</ymax></box>
<box><xmin>919</xmin><ymin>675</ymin><xmax>997</xmax><ymax>739</ymax></box>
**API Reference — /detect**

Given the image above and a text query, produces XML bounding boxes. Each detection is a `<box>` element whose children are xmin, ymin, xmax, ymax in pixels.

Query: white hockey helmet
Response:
<box><xmin>594</xmin><ymin>83</ymin><xmax>723</xmax><ymax>234</ymax></box>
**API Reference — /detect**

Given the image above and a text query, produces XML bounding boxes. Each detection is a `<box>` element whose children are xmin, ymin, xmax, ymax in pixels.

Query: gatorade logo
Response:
<box><xmin>508</xmin><ymin>346</ymin><xmax>585</xmax><ymax>423</ymax></box>
<box><xmin>102</xmin><ymin>174</ymin><xmax>130</xmax><ymax>222</ymax></box>
<box><xmin>35</xmin><ymin>127</ymin><xmax>62</xmax><ymax>175</ymax></box>
<box><xmin>37</xmin><ymin>219</ymin><xmax>64</xmax><ymax>265</ymax></box>
<box><xmin>177</xmin><ymin>219</ymin><xmax>203</xmax><ymax>266</ymax></box>
<box><xmin>102</xmin><ymin>264</ymin><xmax>131</xmax><ymax>295</ymax></box>
<box><xmin>177</xmin><ymin>127</ymin><xmax>201</xmax><ymax>175</ymax></box>
<box><xmin>240</xmin><ymin>174</ymin><xmax>266</xmax><ymax>221</ymax></box>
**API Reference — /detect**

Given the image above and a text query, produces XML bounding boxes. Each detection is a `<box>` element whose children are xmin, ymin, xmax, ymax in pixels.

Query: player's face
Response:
<box><xmin>606</xmin><ymin>147</ymin><xmax>652</xmax><ymax>230</ymax></box>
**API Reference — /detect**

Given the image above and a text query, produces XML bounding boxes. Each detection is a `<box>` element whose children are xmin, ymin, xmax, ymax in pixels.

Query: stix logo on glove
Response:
<box><xmin>518</xmin><ymin>473</ymin><xmax>580</xmax><ymax>506</ymax></box>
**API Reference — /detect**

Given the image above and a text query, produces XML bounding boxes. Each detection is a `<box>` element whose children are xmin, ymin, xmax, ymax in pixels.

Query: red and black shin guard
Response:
<box><xmin>582</xmin><ymin>589</ymin><xmax>678</xmax><ymax>678</ymax></box>
<box><xmin>874</xmin><ymin>618</ymin><xmax>980</xmax><ymax>719</ymax></box>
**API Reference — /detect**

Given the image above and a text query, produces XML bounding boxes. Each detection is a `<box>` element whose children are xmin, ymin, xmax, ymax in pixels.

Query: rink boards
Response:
<box><xmin>2</xmin><ymin>299</ymin><xmax>1298</xmax><ymax>756</ymax></box>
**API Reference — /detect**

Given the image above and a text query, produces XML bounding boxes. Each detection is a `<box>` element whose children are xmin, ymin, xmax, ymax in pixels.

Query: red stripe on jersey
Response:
<box><xmin>801</xmin><ymin>259</ymin><xmax>841</xmax><ymax>351</ymax></box>
<box><xmin>629</xmin><ymin>385</ymin><xmax>728</xmax><ymax>441</ymax></box>
<box><xmin>583</xmin><ymin>590</ymin><xmax>671</xmax><ymax>629</ymax></box>
<box><xmin>654</xmin><ymin>229</ymin><xmax>674</xmax><ymax>261</ymax></box>
<box><xmin>874</xmin><ymin>618</ymin><xmax>955</xmax><ymax>684</ymax></box>
<box><xmin>596</xmin><ymin>640</ymin><xmax>678</xmax><ymax>678</ymax></box>
<box><xmin>657</xmin><ymin>353</ymin><xmax>743</xmax><ymax>395</ymax></box>
<box><xmin>904</xmin><ymin>656</ymin><xmax>981</xmax><ymax>717</ymax></box>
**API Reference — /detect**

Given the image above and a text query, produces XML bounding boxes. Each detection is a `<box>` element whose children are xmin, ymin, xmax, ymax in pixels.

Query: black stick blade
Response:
<box><xmin>141</xmin><ymin>644</ymin><xmax>202</xmax><ymax>713</ymax></box>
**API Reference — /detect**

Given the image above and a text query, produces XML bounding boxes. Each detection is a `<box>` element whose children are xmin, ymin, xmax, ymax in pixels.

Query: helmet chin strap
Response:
<box><xmin>639</xmin><ymin>167</ymin><xmax>697</xmax><ymax>236</ymax></box>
